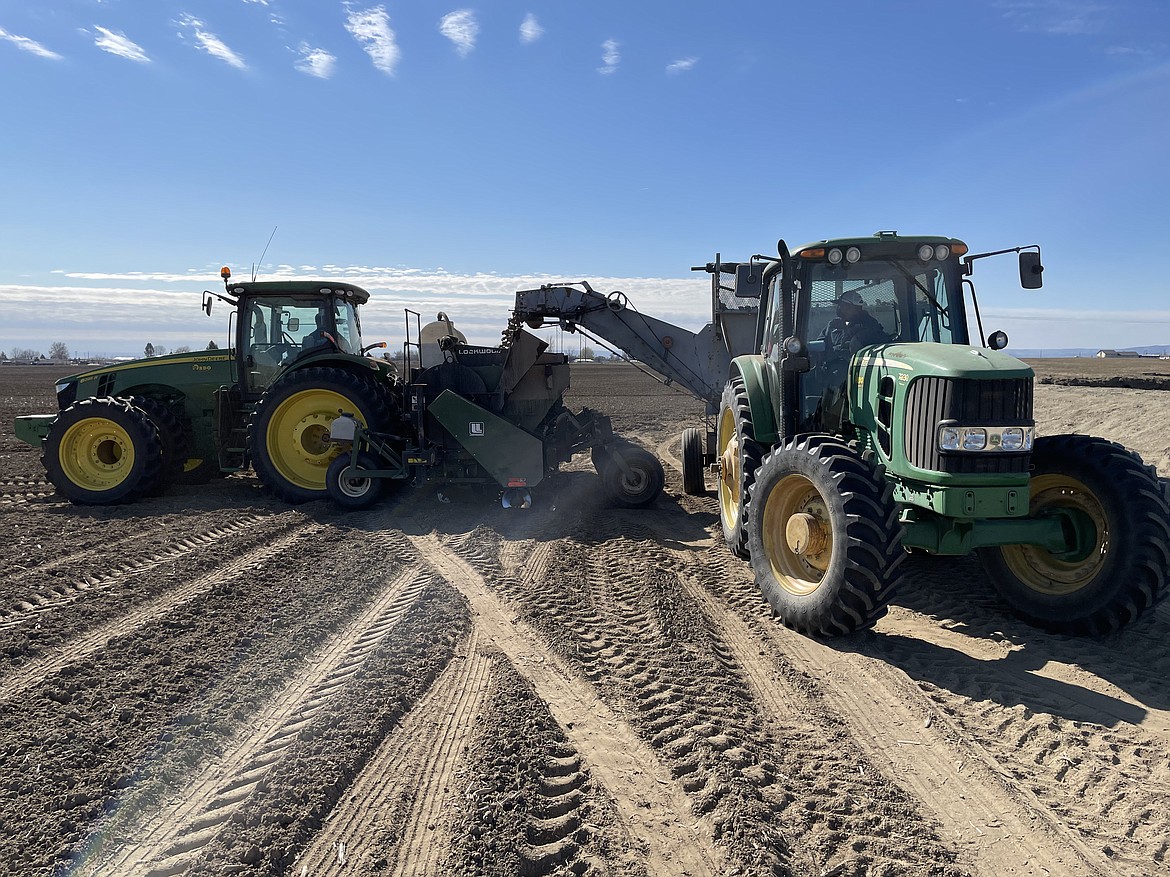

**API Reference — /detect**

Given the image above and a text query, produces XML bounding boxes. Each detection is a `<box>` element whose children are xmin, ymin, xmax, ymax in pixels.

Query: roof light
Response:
<box><xmin>917</xmin><ymin>244</ymin><xmax>934</xmax><ymax>262</ymax></box>
<box><xmin>220</xmin><ymin>266</ymin><xmax>232</xmax><ymax>280</ymax></box>
<box><xmin>951</xmin><ymin>242</ymin><xmax>968</xmax><ymax>256</ymax></box>
<box><xmin>827</xmin><ymin>248</ymin><xmax>843</xmax><ymax>264</ymax></box>
<box><xmin>801</xmin><ymin>248</ymin><xmax>826</xmax><ymax>259</ymax></box>
<box><xmin>845</xmin><ymin>246</ymin><xmax>861</xmax><ymax>263</ymax></box>
<box><xmin>934</xmin><ymin>244</ymin><xmax>951</xmax><ymax>260</ymax></box>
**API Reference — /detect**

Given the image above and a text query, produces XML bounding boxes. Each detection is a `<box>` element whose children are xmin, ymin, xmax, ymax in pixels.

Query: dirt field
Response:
<box><xmin>1</xmin><ymin>360</ymin><xmax>1168</xmax><ymax>877</ymax></box>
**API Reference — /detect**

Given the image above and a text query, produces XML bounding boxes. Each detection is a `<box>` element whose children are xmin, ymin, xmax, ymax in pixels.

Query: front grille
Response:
<box><xmin>903</xmin><ymin>376</ymin><xmax>1033</xmax><ymax>474</ymax></box>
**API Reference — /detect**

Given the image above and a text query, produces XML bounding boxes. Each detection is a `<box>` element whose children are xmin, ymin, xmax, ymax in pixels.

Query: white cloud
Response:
<box><xmin>520</xmin><ymin>13</ymin><xmax>542</xmax><ymax>44</ymax></box>
<box><xmin>599</xmin><ymin>39</ymin><xmax>619</xmax><ymax>75</ymax></box>
<box><xmin>666</xmin><ymin>57</ymin><xmax>697</xmax><ymax>74</ymax></box>
<box><xmin>345</xmin><ymin>4</ymin><xmax>400</xmax><ymax>75</ymax></box>
<box><xmin>91</xmin><ymin>26</ymin><xmax>150</xmax><ymax>63</ymax></box>
<box><xmin>0</xmin><ymin>26</ymin><xmax>63</xmax><ymax>60</ymax></box>
<box><xmin>996</xmin><ymin>0</ymin><xmax>1105</xmax><ymax>36</ymax></box>
<box><xmin>294</xmin><ymin>43</ymin><xmax>336</xmax><ymax>78</ymax></box>
<box><xmin>176</xmin><ymin>14</ymin><xmax>247</xmax><ymax>69</ymax></box>
<box><xmin>439</xmin><ymin>10</ymin><xmax>478</xmax><ymax>58</ymax></box>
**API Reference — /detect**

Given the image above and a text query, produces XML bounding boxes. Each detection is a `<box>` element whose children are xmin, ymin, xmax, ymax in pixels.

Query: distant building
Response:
<box><xmin>1095</xmin><ymin>349</ymin><xmax>1141</xmax><ymax>358</ymax></box>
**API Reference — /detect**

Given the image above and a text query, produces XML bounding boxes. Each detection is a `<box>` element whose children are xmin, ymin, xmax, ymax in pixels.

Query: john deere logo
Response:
<box><xmin>469</xmin><ymin>422</ymin><xmax>484</xmax><ymax>436</ymax></box>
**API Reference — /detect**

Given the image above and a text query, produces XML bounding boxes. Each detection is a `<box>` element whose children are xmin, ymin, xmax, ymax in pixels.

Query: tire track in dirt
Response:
<box><xmin>0</xmin><ymin>476</ymin><xmax>55</xmax><ymax>504</ymax></box>
<box><xmin>0</xmin><ymin>523</ymin><xmax>323</xmax><ymax>705</ymax></box>
<box><xmin>406</xmin><ymin>531</ymin><xmax>722</xmax><ymax>877</ymax></box>
<box><xmin>80</xmin><ymin>567</ymin><xmax>432</xmax><ymax>877</ymax></box>
<box><xmin>0</xmin><ymin>514</ymin><xmax>272</xmax><ymax>631</ymax></box>
<box><xmin>296</xmin><ymin>627</ymin><xmax>492</xmax><ymax>877</ymax></box>
<box><xmin>672</xmin><ymin>519</ymin><xmax>1167</xmax><ymax>877</ymax></box>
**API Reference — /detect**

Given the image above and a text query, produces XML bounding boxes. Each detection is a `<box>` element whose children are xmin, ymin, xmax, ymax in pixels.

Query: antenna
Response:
<box><xmin>252</xmin><ymin>226</ymin><xmax>278</xmax><ymax>282</ymax></box>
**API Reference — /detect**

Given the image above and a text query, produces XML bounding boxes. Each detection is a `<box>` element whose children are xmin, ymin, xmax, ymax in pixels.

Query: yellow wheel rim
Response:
<box><xmin>999</xmin><ymin>473</ymin><xmax>1106</xmax><ymax>596</ymax></box>
<box><xmin>760</xmin><ymin>473</ymin><xmax>833</xmax><ymax>597</ymax></box>
<box><xmin>265</xmin><ymin>389</ymin><xmax>364</xmax><ymax>491</ymax></box>
<box><xmin>58</xmin><ymin>416</ymin><xmax>136</xmax><ymax>491</ymax></box>
<box><xmin>717</xmin><ymin>403</ymin><xmax>742</xmax><ymax>529</ymax></box>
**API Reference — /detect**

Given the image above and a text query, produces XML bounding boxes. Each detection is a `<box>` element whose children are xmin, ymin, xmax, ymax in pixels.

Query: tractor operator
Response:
<box><xmin>821</xmin><ymin>290</ymin><xmax>887</xmax><ymax>353</ymax></box>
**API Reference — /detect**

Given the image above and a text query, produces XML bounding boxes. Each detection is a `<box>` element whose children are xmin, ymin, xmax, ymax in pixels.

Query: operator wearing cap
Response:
<box><xmin>821</xmin><ymin>290</ymin><xmax>887</xmax><ymax>353</ymax></box>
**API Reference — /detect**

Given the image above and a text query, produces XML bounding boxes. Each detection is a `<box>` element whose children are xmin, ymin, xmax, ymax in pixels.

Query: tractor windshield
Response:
<box><xmin>804</xmin><ymin>258</ymin><xmax>968</xmax><ymax>347</ymax></box>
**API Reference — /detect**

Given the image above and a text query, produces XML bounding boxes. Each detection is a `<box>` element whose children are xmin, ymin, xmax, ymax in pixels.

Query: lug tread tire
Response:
<box><xmin>248</xmin><ymin>367</ymin><xmax>390</xmax><ymax>504</ymax></box>
<box><xmin>680</xmin><ymin>427</ymin><xmax>706</xmax><ymax>496</ymax></box>
<box><xmin>976</xmin><ymin>434</ymin><xmax>1170</xmax><ymax>635</ymax></box>
<box><xmin>131</xmin><ymin>396</ymin><xmax>187</xmax><ymax>495</ymax></box>
<box><xmin>43</xmin><ymin>397</ymin><xmax>163</xmax><ymax>505</ymax></box>
<box><xmin>747</xmin><ymin>434</ymin><xmax>905</xmax><ymax>636</ymax></box>
<box><xmin>719</xmin><ymin>376</ymin><xmax>764</xmax><ymax>559</ymax></box>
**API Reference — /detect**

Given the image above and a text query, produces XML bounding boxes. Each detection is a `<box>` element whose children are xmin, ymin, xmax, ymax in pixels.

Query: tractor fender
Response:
<box><xmin>728</xmin><ymin>355</ymin><xmax>780</xmax><ymax>446</ymax></box>
<box><xmin>281</xmin><ymin>352</ymin><xmax>393</xmax><ymax>384</ymax></box>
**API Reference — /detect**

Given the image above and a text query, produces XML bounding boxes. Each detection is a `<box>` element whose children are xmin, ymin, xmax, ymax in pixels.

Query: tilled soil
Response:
<box><xmin>1</xmin><ymin>362</ymin><xmax>1168</xmax><ymax>877</ymax></box>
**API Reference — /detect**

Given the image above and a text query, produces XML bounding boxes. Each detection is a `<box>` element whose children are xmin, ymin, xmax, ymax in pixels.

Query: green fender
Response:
<box><xmin>728</xmin><ymin>355</ymin><xmax>779</xmax><ymax>446</ymax></box>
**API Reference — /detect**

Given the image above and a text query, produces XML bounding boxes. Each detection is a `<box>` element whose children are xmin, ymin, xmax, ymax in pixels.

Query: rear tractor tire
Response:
<box><xmin>746</xmin><ymin>435</ymin><xmax>905</xmax><ymax>636</ymax></box>
<box><xmin>43</xmin><ymin>397</ymin><xmax>163</xmax><ymax>505</ymax></box>
<box><xmin>248</xmin><ymin>367</ymin><xmax>390</xmax><ymax>504</ymax></box>
<box><xmin>601</xmin><ymin>443</ymin><xmax>665</xmax><ymax>508</ymax></box>
<box><xmin>680</xmin><ymin>427</ymin><xmax>706</xmax><ymax>496</ymax></box>
<box><xmin>717</xmin><ymin>375</ymin><xmax>764</xmax><ymax>559</ymax></box>
<box><xmin>976</xmin><ymin>434</ymin><xmax>1170</xmax><ymax>635</ymax></box>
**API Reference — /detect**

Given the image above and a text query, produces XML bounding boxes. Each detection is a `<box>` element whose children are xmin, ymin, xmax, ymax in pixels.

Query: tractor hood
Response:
<box><xmin>853</xmin><ymin>342</ymin><xmax>1033</xmax><ymax>381</ymax></box>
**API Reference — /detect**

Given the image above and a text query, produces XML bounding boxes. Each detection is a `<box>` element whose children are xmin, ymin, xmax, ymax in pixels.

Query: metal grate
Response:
<box><xmin>903</xmin><ymin>376</ymin><xmax>1033</xmax><ymax>474</ymax></box>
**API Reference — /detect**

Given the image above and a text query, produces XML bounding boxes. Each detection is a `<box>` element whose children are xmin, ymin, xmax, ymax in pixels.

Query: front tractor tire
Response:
<box><xmin>717</xmin><ymin>376</ymin><xmax>764</xmax><ymax>558</ymax></box>
<box><xmin>249</xmin><ymin>367</ymin><xmax>388</xmax><ymax>504</ymax></box>
<box><xmin>977</xmin><ymin>434</ymin><xmax>1170</xmax><ymax>635</ymax></box>
<box><xmin>43</xmin><ymin>397</ymin><xmax>163</xmax><ymax>505</ymax></box>
<box><xmin>746</xmin><ymin>435</ymin><xmax>905</xmax><ymax>637</ymax></box>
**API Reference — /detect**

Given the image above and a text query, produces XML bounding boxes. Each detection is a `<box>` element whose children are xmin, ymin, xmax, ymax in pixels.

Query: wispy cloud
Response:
<box><xmin>599</xmin><ymin>39</ymin><xmax>619</xmax><ymax>75</ymax></box>
<box><xmin>520</xmin><ymin>13</ymin><xmax>542</xmax><ymax>44</ymax></box>
<box><xmin>439</xmin><ymin>10</ymin><xmax>478</xmax><ymax>57</ymax></box>
<box><xmin>345</xmin><ymin>4</ymin><xmax>400</xmax><ymax>75</ymax></box>
<box><xmin>666</xmin><ymin>57</ymin><xmax>697</xmax><ymax>74</ymax></box>
<box><xmin>91</xmin><ymin>26</ymin><xmax>150</xmax><ymax>63</ymax></box>
<box><xmin>0</xmin><ymin>26</ymin><xmax>63</xmax><ymax>60</ymax></box>
<box><xmin>997</xmin><ymin>0</ymin><xmax>1105</xmax><ymax>36</ymax></box>
<box><xmin>294</xmin><ymin>43</ymin><xmax>336</xmax><ymax>78</ymax></box>
<box><xmin>176</xmin><ymin>15</ymin><xmax>247</xmax><ymax>69</ymax></box>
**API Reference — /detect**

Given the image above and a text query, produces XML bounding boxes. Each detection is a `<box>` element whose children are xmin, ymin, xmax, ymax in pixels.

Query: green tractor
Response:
<box><xmin>15</xmin><ymin>268</ymin><xmax>400</xmax><ymax>504</ymax></box>
<box><xmin>714</xmin><ymin>231</ymin><xmax>1169</xmax><ymax>636</ymax></box>
<box><xmin>15</xmin><ymin>268</ymin><xmax>663</xmax><ymax>509</ymax></box>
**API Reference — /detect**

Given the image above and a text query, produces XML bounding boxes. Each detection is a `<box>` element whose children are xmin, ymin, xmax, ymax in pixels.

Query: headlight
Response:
<box><xmin>937</xmin><ymin>424</ymin><xmax>1035</xmax><ymax>453</ymax></box>
<box><xmin>962</xmin><ymin>428</ymin><xmax>987</xmax><ymax>451</ymax></box>
<box><xmin>933</xmin><ymin>244</ymin><xmax>951</xmax><ymax>260</ymax></box>
<box><xmin>845</xmin><ymin>246</ymin><xmax>861</xmax><ymax>263</ymax></box>
<box><xmin>917</xmin><ymin>244</ymin><xmax>934</xmax><ymax>261</ymax></box>
<box><xmin>827</xmin><ymin>247</ymin><xmax>843</xmax><ymax>265</ymax></box>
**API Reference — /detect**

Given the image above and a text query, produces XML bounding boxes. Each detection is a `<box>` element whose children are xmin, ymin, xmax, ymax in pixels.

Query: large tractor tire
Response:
<box><xmin>43</xmin><ymin>397</ymin><xmax>163</xmax><ymax>505</ymax></box>
<box><xmin>717</xmin><ymin>375</ymin><xmax>764</xmax><ymax>559</ymax></box>
<box><xmin>131</xmin><ymin>396</ymin><xmax>187</xmax><ymax>494</ymax></box>
<box><xmin>746</xmin><ymin>435</ymin><xmax>905</xmax><ymax>636</ymax></box>
<box><xmin>248</xmin><ymin>367</ymin><xmax>389</xmax><ymax>504</ymax></box>
<box><xmin>976</xmin><ymin>434</ymin><xmax>1170</xmax><ymax>635</ymax></box>
<box><xmin>680</xmin><ymin>427</ymin><xmax>706</xmax><ymax>496</ymax></box>
<box><xmin>600</xmin><ymin>443</ymin><xmax>665</xmax><ymax>508</ymax></box>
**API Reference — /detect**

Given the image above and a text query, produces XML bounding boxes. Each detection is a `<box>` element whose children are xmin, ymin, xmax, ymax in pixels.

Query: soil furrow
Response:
<box><xmin>85</xmin><ymin>567</ymin><xmax>431</xmax><ymax>876</ymax></box>
<box><xmin>407</xmin><ymin>530</ymin><xmax>723</xmax><ymax>877</ymax></box>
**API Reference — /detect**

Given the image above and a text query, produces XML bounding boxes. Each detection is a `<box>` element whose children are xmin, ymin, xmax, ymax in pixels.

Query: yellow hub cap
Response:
<box><xmin>58</xmin><ymin>417</ymin><xmax>136</xmax><ymax>491</ymax></box>
<box><xmin>761</xmin><ymin>473</ymin><xmax>833</xmax><ymax>597</ymax></box>
<box><xmin>717</xmin><ymin>404</ymin><xmax>741</xmax><ymax>527</ymax></box>
<box><xmin>999</xmin><ymin>473</ymin><xmax>1106</xmax><ymax>596</ymax></box>
<box><xmin>265</xmin><ymin>389</ymin><xmax>364</xmax><ymax>491</ymax></box>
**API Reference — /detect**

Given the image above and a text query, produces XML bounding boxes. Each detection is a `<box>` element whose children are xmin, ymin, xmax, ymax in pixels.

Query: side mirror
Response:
<box><xmin>1019</xmin><ymin>251</ymin><xmax>1043</xmax><ymax>289</ymax></box>
<box><xmin>288</xmin><ymin>317</ymin><xmax>301</xmax><ymax>332</ymax></box>
<box><xmin>987</xmin><ymin>330</ymin><xmax>1009</xmax><ymax>350</ymax></box>
<box><xmin>734</xmin><ymin>263</ymin><xmax>763</xmax><ymax>299</ymax></box>
<box><xmin>202</xmin><ymin>292</ymin><xmax>213</xmax><ymax>316</ymax></box>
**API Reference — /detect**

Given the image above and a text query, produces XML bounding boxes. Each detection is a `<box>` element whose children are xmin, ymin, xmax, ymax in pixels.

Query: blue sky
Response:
<box><xmin>1</xmin><ymin>0</ymin><xmax>1167</xmax><ymax>357</ymax></box>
